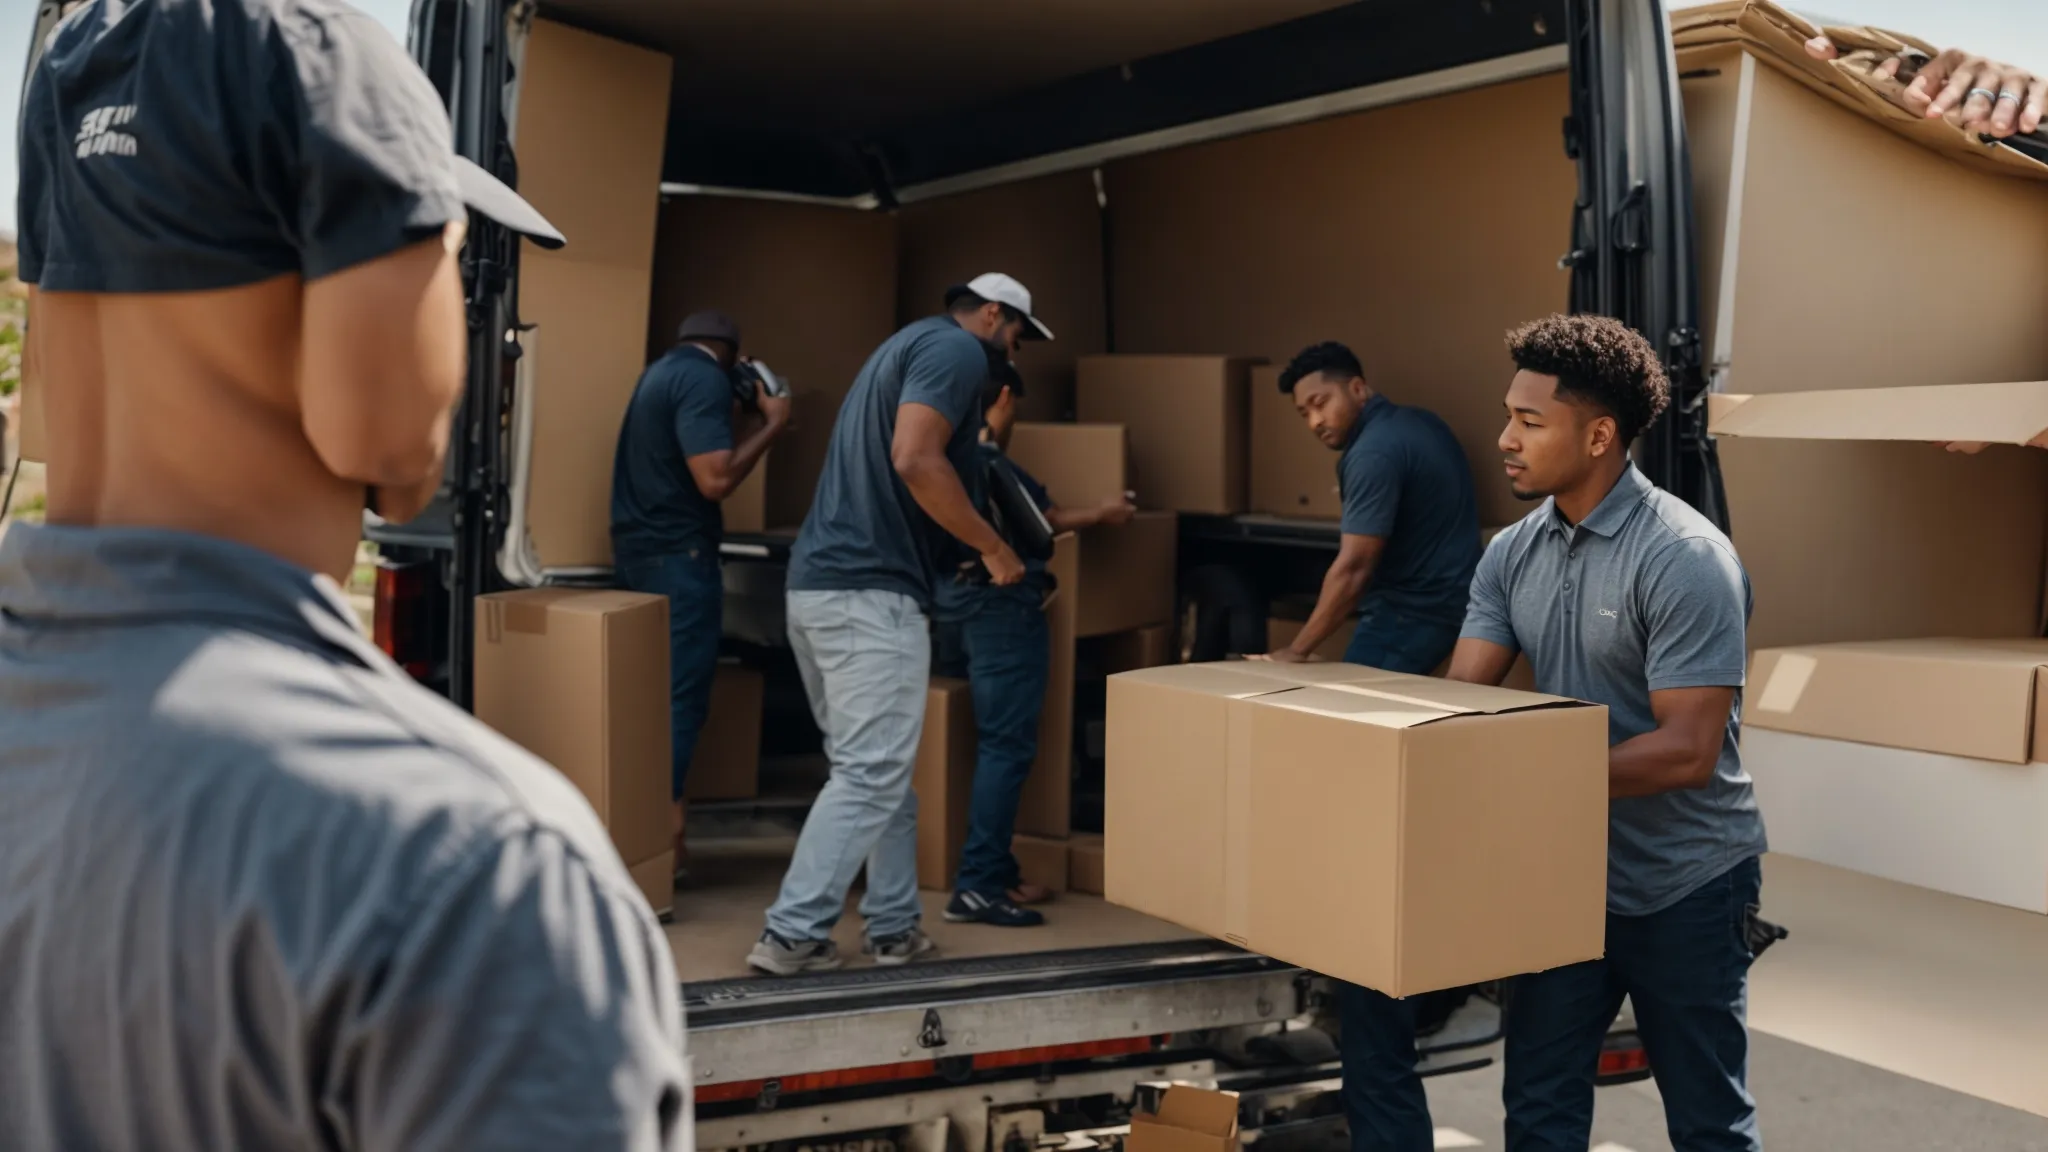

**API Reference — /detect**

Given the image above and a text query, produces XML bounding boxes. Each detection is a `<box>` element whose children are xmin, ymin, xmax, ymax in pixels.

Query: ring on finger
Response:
<box><xmin>1997</xmin><ymin>91</ymin><xmax>2023</xmax><ymax>103</ymax></box>
<box><xmin>1967</xmin><ymin>87</ymin><xmax>1999</xmax><ymax>101</ymax></box>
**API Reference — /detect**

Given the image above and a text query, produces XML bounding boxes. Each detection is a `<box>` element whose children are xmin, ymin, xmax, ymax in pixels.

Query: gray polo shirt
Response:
<box><xmin>0</xmin><ymin>525</ymin><xmax>690</xmax><ymax>1150</ymax></box>
<box><xmin>1461</xmin><ymin>465</ymin><xmax>1768</xmax><ymax>916</ymax></box>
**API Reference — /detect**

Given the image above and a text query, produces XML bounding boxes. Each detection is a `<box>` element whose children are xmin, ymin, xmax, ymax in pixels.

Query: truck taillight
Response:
<box><xmin>373</xmin><ymin>561</ymin><xmax>434</xmax><ymax>680</ymax></box>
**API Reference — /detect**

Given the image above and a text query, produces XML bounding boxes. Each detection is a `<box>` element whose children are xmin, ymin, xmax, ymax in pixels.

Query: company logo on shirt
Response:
<box><xmin>75</xmin><ymin>105</ymin><xmax>139</xmax><ymax>158</ymax></box>
<box><xmin>1597</xmin><ymin>608</ymin><xmax>1619</xmax><ymax>619</ymax></box>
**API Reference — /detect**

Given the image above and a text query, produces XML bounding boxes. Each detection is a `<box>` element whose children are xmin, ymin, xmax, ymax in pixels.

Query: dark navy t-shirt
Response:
<box><xmin>1339</xmin><ymin>395</ymin><xmax>1482</xmax><ymax>626</ymax></box>
<box><xmin>787</xmin><ymin>316</ymin><xmax>988</xmax><ymax>606</ymax></box>
<box><xmin>932</xmin><ymin>448</ymin><xmax>1052</xmax><ymax>622</ymax></box>
<box><xmin>610</xmin><ymin>345</ymin><xmax>735</xmax><ymax>563</ymax></box>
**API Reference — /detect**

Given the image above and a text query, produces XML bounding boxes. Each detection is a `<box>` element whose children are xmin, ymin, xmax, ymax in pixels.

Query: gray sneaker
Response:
<box><xmin>747</xmin><ymin>931</ymin><xmax>842</xmax><ymax>976</ymax></box>
<box><xmin>864</xmin><ymin>928</ymin><xmax>937</xmax><ymax>967</ymax></box>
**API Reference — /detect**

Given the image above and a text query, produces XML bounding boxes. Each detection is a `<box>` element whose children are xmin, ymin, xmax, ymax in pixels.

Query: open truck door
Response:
<box><xmin>1565</xmin><ymin>0</ymin><xmax>1729</xmax><ymax>531</ymax></box>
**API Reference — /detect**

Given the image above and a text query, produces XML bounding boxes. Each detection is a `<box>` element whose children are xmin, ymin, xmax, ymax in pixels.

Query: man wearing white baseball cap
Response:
<box><xmin>753</xmin><ymin>274</ymin><xmax>1049</xmax><ymax>974</ymax></box>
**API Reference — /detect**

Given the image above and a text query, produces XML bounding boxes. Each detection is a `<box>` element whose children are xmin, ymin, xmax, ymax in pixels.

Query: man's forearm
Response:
<box><xmin>1291</xmin><ymin>561</ymin><xmax>1371</xmax><ymax>657</ymax></box>
<box><xmin>899</xmin><ymin>454</ymin><xmax>1004</xmax><ymax>555</ymax></box>
<box><xmin>1608</xmin><ymin>727</ymin><xmax>1717</xmax><ymax>799</ymax></box>
<box><xmin>1045</xmin><ymin>506</ymin><xmax>1099</xmax><ymax>533</ymax></box>
<box><xmin>722</xmin><ymin>420</ymin><xmax>780</xmax><ymax>492</ymax></box>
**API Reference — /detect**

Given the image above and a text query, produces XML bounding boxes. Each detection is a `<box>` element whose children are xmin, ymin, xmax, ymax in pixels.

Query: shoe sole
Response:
<box><xmin>867</xmin><ymin>941</ymin><xmax>938</xmax><ymax>967</ymax></box>
<box><xmin>746</xmin><ymin>951</ymin><xmax>843</xmax><ymax>977</ymax></box>
<box><xmin>942</xmin><ymin>910</ymin><xmax>1045</xmax><ymax>927</ymax></box>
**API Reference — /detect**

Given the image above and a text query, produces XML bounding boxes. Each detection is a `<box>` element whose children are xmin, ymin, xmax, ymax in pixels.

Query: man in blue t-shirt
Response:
<box><xmin>754</xmin><ymin>275</ymin><xmax>1052</xmax><ymax>975</ymax></box>
<box><xmin>932</xmin><ymin>356</ymin><xmax>1135</xmax><ymax>929</ymax></box>
<box><xmin>1260</xmin><ymin>341</ymin><xmax>1481</xmax><ymax>671</ymax></box>
<box><xmin>610</xmin><ymin>310</ymin><xmax>789</xmax><ymax>867</ymax></box>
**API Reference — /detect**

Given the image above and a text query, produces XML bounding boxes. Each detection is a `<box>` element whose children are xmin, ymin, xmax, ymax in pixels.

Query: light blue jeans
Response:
<box><xmin>765</xmin><ymin>589</ymin><xmax>931</xmax><ymax>943</ymax></box>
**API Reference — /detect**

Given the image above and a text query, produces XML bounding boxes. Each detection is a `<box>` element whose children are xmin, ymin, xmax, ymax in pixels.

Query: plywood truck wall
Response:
<box><xmin>513</xmin><ymin>20</ymin><xmax>672</xmax><ymax>570</ymax></box>
<box><xmin>1682</xmin><ymin>47</ymin><xmax>2048</xmax><ymax>650</ymax></box>
<box><xmin>647</xmin><ymin>197</ymin><xmax>899</xmax><ymax>529</ymax></box>
<box><xmin>1103</xmin><ymin>73</ymin><xmax>1577</xmax><ymax>531</ymax></box>
<box><xmin>897</xmin><ymin>171</ymin><xmax>1109</xmax><ymax>423</ymax></box>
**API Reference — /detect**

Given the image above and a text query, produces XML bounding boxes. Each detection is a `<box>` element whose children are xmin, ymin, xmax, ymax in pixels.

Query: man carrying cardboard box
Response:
<box><xmin>1257</xmin><ymin>341</ymin><xmax>1480</xmax><ymax>673</ymax></box>
<box><xmin>2</xmin><ymin>3</ymin><xmax>688</xmax><ymax>1146</ymax></box>
<box><xmin>754</xmin><ymin>275</ymin><xmax>1047</xmax><ymax>974</ymax></box>
<box><xmin>611</xmin><ymin>309</ymin><xmax>790</xmax><ymax>871</ymax></box>
<box><xmin>1437</xmin><ymin>315</ymin><xmax>1770</xmax><ymax>1152</ymax></box>
<box><xmin>933</xmin><ymin>355</ymin><xmax>1135</xmax><ymax>927</ymax></box>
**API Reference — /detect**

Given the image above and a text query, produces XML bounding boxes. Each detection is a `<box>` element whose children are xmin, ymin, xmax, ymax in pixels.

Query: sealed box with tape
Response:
<box><xmin>1104</xmin><ymin>662</ymin><xmax>1608</xmax><ymax>997</ymax></box>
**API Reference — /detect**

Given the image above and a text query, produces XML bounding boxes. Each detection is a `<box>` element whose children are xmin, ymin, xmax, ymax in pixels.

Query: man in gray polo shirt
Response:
<box><xmin>1446</xmin><ymin>314</ymin><xmax>1769</xmax><ymax>1152</ymax></box>
<box><xmin>4</xmin><ymin>2</ymin><xmax>688</xmax><ymax>1148</ymax></box>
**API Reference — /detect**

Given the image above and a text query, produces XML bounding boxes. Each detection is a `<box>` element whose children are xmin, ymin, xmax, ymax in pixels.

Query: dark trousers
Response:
<box><xmin>1504</xmin><ymin>856</ymin><xmax>1763</xmax><ymax>1152</ymax></box>
<box><xmin>1336</xmin><ymin>608</ymin><xmax>1463</xmax><ymax>1152</ymax></box>
<box><xmin>932</xmin><ymin>595</ymin><xmax>1051</xmax><ymax>897</ymax></box>
<box><xmin>615</xmin><ymin>549</ymin><xmax>724</xmax><ymax>800</ymax></box>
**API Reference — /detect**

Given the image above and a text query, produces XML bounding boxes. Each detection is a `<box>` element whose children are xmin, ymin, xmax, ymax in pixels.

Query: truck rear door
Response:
<box><xmin>1565</xmin><ymin>0</ymin><xmax>1729</xmax><ymax>531</ymax></box>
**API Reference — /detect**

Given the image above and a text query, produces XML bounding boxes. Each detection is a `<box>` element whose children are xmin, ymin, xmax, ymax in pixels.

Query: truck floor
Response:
<box><xmin>664</xmin><ymin>841</ymin><xmax>1195</xmax><ymax>984</ymax></box>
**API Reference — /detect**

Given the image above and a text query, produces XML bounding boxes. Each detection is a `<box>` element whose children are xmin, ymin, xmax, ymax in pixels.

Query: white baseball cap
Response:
<box><xmin>950</xmin><ymin>272</ymin><xmax>1055</xmax><ymax>341</ymax></box>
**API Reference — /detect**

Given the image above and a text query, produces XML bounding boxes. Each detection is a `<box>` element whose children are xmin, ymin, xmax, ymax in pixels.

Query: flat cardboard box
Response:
<box><xmin>1012</xmin><ymin>833</ymin><xmax>1070</xmax><ymax>894</ymax></box>
<box><xmin>684</xmin><ymin>665</ymin><xmax>764</xmax><ymax>801</ymax></box>
<box><xmin>1076</xmin><ymin>356</ymin><xmax>1255</xmax><ymax>514</ymax></box>
<box><xmin>724</xmin><ymin>451</ymin><xmax>771</xmax><ymax>535</ymax></box>
<box><xmin>1746</xmin><ymin>728</ymin><xmax>2048</xmax><ymax>914</ymax></box>
<box><xmin>1017</xmin><ymin>534</ymin><xmax>1081</xmax><ymax>837</ymax></box>
<box><xmin>1249</xmin><ymin>365</ymin><xmax>1341</xmax><ymax>519</ymax></box>
<box><xmin>1747</xmin><ymin>639</ymin><xmax>2048</xmax><ymax>764</ymax></box>
<box><xmin>473</xmin><ymin>589</ymin><xmax>672</xmax><ymax>891</ymax></box>
<box><xmin>1100</xmin><ymin>624</ymin><xmax>1179</xmax><ymax>675</ymax></box>
<box><xmin>1709</xmin><ymin>383</ymin><xmax>2048</xmax><ymax>447</ymax></box>
<box><xmin>1075</xmin><ymin>511</ymin><xmax>1177</xmax><ymax>639</ymax></box>
<box><xmin>1006</xmin><ymin>423</ymin><xmax>1130</xmax><ymax>510</ymax></box>
<box><xmin>1105</xmin><ymin>663</ymin><xmax>1608</xmax><ymax>996</ymax></box>
<box><xmin>1069</xmin><ymin>833</ymin><xmax>1107</xmax><ymax>896</ymax></box>
<box><xmin>1127</xmin><ymin>1086</ymin><xmax>1240</xmax><ymax>1152</ymax></box>
<box><xmin>629</xmin><ymin>849</ymin><xmax>676</xmax><ymax>917</ymax></box>
<box><xmin>1267</xmin><ymin>616</ymin><xmax>1355</xmax><ymax>663</ymax></box>
<box><xmin>914</xmin><ymin>678</ymin><xmax>977</xmax><ymax>891</ymax></box>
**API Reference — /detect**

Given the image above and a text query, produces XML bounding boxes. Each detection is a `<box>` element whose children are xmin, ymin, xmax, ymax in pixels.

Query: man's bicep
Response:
<box><xmin>1445</xmin><ymin>637</ymin><xmax>1518</xmax><ymax>686</ymax></box>
<box><xmin>1458</xmin><ymin>536</ymin><xmax>1518</xmax><ymax>651</ymax></box>
<box><xmin>675</xmin><ymin>375</ymin><xmax>736</xmax><ymax>458</ymax></box>
<box><xmin>893</xmin><ymin>402</ymin><xmax>956</xmax><ymax>461</ymax></box>
<box><xmin>1641</xmin><ymin>540</ymin><xmax>1749</xmax><ymax>692</ymax></box>
<box><xmin>1340</xmin><ymin>448</ymin><xmax>1402</xmax><ymax>537</ymax></box>
<box><xmin>338</xmin><ymin>832</ymin><xmax>687</xmax><ymax>1152</ymax></box>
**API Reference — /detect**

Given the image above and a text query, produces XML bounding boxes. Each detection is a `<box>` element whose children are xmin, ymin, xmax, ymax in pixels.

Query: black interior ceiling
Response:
<box><xmin>537</xmin><ymin>0</ymin><xmax>1569</xmax><ymax>200</ymax></box>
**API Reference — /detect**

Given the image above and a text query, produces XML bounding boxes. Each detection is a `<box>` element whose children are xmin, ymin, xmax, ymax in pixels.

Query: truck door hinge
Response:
<box><xmin>918</xmin><ymin>1008</ymin><xmax>948</xmax><ymax>1050</ymax></box>
<box><xmin>1610</xmin><ymin>182</ymin><xmax>1649</xmax><ymax>254</ymax></box>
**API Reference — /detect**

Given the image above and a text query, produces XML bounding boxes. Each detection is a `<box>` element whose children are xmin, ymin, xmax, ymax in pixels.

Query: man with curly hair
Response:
<box><xmin>1445</xmin><ymin>314</ymin><xmax>1768</xmax><ymax>1152</ymax></box>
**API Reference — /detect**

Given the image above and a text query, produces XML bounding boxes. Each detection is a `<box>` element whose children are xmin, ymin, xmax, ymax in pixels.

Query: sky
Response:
<box><xmin>0</xmin><ymin>0</ymin><xmax>2042</xmax><ymax>236</ymax></box>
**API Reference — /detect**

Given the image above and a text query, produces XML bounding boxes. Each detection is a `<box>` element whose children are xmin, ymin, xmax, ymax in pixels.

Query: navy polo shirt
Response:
<box><xmin>1338</xmin><ymin>394</ymin><xmax>1483</xmax><ymax>626</ymax></box>
<box><xmin>610</xmin><ymin>344</ymin><xmax>736</xmax><ymax>563</ymax></box>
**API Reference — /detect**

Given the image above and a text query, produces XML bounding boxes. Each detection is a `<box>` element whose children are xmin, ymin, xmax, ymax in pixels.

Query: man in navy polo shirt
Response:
<box><xmin>611</xmin><ymin>309</ymin><xmax>790</xmax><ymax>868</ymax></box>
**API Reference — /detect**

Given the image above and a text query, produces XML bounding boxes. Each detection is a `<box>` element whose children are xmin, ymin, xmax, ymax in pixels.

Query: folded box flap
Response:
<box><xmin>1750</xmin><ymin>638</ymin><xmax>2048</xmax><ymax>763</ymax></box>
<box><xmin>1254</xmin><ymin>686</ymin><xmax>1462</xmax><ymax>728</ymax></box>
<box><xmin>1153</xmin><ymin>1087</ymin><xmax>1240</xmax><ymax>1136</ymax></box>
<box><xmin>1324</xmin><ymin>671</ymin><xmax>1585</xmax><ymax>716</ymax></box>
<box><xmin>1708</xmin><ymin>382</ymin><xmax>2048</xmax><ymax>445</ymax></box>
<box><xmin>1112</xmin><ymin>663</ymin><xmax>1302</xmax><ymax>701</ymax></box>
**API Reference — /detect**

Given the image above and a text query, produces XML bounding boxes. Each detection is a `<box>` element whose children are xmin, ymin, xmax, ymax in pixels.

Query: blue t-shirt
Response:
<box><xmin>787</xmin><ymin>316</ymin><xmax>988</xmax><ymax>606</ymax></box>
<box><xmin>932</xmin><ymin>448</ymin><xmax>1053</xmax><ymax>622</ymax></box>
<box><xmin>1339</xmin><ymin>395</ymin><xmax>1483</xmax><ymax>626</ymax></box>
<box><xmin>609</xmin><ymin>345</ymin><xmax>735</xmax><ymax>563</ymax></box>
<box><xmin>1460</xmin><ymin>465</ymin><xmax>1768</xmax><ymax>915</ymax></box>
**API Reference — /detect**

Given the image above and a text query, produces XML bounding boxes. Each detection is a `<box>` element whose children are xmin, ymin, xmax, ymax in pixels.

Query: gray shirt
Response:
<box><xmin>0</xmin><ymin>525</ymin><xmax>690</xmax><ymax>1151</ymax></box>
<box><xmin>1461</xmin><ymin>465</ymin><xmax>1767</xmax><ymax>915</ymax></box>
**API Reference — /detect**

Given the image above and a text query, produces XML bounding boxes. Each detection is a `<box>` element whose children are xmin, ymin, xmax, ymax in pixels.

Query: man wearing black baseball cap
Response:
<box><xmin>3</xmin><ymin>1</ymin><xmax>688</xmax><ymax>1148</ymax></box>
<box><xmin>612</xmin><ymin>308</ymin><xmax>790</xmax><ymax>868</ymax></box>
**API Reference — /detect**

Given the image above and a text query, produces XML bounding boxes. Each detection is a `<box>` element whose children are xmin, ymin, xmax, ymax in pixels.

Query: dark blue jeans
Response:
<box><xmin>1504</xmin><ymin>856</ymin><xmax>1763</xmax><ymax>1152</ymax></box>
<box><xmin>1336</xmin><ymin>608</ymin><xmax>1463</xmax><ymax>1152</ymax></box>
<box><xmin>615</xmin><ymin>548</ymin><xmax>724</xmax><ymax>800</ymax></box>
<box><xmin>932</xmin><ymin>594</ymin><xmax>1051</xmax><ymax>897</ymax></box>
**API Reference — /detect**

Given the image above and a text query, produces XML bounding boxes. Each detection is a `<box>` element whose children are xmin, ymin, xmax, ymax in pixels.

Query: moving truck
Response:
<box><xmin>24</xmin><ymin>0</ymin><xmax>2045</xmax><ymax>1146</ymax></box>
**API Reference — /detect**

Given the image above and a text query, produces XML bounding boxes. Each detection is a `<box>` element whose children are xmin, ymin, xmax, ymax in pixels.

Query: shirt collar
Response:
<box><xmin>1342</xmin><ymin>393</ymin><xmax>1393</xmax><ymax>453</ymax></box>
<box><xmin>1545</xmin><ymin>463</ymin><xmax>1653</xmax><ymax>538</ymax></box>
<box><xmin>0</xmin><ymin>524</ymin><xmax>383</xmax><ymax>668</ymax></box>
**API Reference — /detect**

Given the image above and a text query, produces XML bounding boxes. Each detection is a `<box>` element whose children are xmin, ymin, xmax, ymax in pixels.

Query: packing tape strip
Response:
<box><xmin>1223</xmin><ymin>699</ymin><xmax>1254</xmax><ymax>946</ymax></box>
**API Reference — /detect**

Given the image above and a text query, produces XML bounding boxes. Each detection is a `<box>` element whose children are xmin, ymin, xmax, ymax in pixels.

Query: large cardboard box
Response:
<box><xmin>1016</xmin><ymin>535</ymin><xmax>1081</xmax><ymax>837</ymax></box>
<box><xmin>724</xmin><ymin>451</ymin><xmax>771</xmax><ymax>535</ymax></box>
<box><xmin>1249</xmin><ymin>365</ymin><xmax>1342</xmax><ymax>520</ymax></box>
<box><xmin>1069</xmin><ymin>833</ymin><xmax>1107</xmax><ymax>896</ymax></box>
<box><xmin>1076</xmin><ymin>356</ymin><xmax>1255</xmax><ymax>514</ymax></box>
<box><xmin>1127</xmin><ymin>1087</ymin><xmax>1240</xmax><ymax>1152</ymax></box>
<box><xmin>914</xmin><ymin>678</ymin><xmax>977</xmax><ymax>891</ymax></box>
<box><xmin>1747</xmin><ymin>639</ymin><xmax>2048</xmax><ymax>764</ymax></box>
<box><xmin>1106</xmin><ymin>663</ymin><xmax>1608</xmax><ymax>996</ymax></box>
<box><xmin>473</xmin><ymin>589</ymin><xmax>673</xmax><ymax>912</ymax></box>
<box><xmin>1267</xmin><ymin>616</ymin><xmax>1355</xmax><ymax>663</ymax></box>
<box><xmin>1006</xmin><ymin>423</ymin><xmax>1130</xmax><ymax>510</ymax></box>
<box><xmin>1074</xmin><ymin>511</ymin><xmax>1177</xmax><ymax>638</ymax></box>
<box><xmin>684</xmin><ymin>665</ymin><xmax>764</xmax><ymax>801</ymax></box>
<box><xmin>1745</xmin><ymin>728</ymin><xmax>2048</xmax><ymax>913</ymax></box>
<box><xmin>1011</xmin><ymin>834</ymin><xmax>1070</xmax><ymax>894</ymax></box>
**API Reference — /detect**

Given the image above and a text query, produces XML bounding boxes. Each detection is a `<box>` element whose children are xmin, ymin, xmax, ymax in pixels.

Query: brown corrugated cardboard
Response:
<box><xmin>1076</xmin><ymin>356</ymin><xmax>1255</xmax><ymax>514</ymax></box>
<box><xmin>512</xmin><ymin>21</ymin><xmax>671</xmax><ymax>570</ymax></box>
<box><xmin>914</xmin><ymin>678</ymin><xmax>977</xmax><ymax>891</ymax></box>
<box><xmin>1100</xmin><ymin>624</ymin><xmax>1178</xmax><ymax>675</ymax></box>
<box><xmin>1017</xmin><ymin>534</ymin><xmax>1080</xmax><ymax>837</ymax></box>
<box><xmin>724</xmin><ymin>451</ymin><xmax>771</xmax><ymax>535</ymax></box>
<box><xmin>1710</xmin><ymin>384</ymin><xmax>2048</xmax><ymax>446</ymax></box>
<box><xmin>684</xmin><ymin>666</ymin><xmax>763</xmax><ymax>801</ymax></box>
<box><xmin>1747</xmin><ymin>639</ymin><xmax>2048</xmax><ymax>764</ymax></box>
<box><xmin>647</xmin><ymin>196</ymin><xmax>900</xmax><ymax>531</ymax></box>
<box><xmin>1005</xmin><ymin>423</ymin><xmax>1129</xmax><ymax>510</ymax></box>
<box><xmin>628</xmin><ymin>850</ymin><xmax>676</xmax><ymax>917</ymax></box>
<box><xmin>473</xmin><ymin>589</ymin><xmax>673</xmax><ymax>888</ymax></box>
<box><xmin>1249</xmin><ymin>365</ymin><xmax>1341</xmax><ymax>519</ymax></box>
<box><xmin>16</xmin><ymin>350</ymin><xmax>42</xmax><ymax>463</ymax></box>
<box><xmin>896</xmin><ymin>171</ymin><xmax>1109</xmax><ymax>423</ymax></box>
<box><xmin>1075</xmin><ymin>511</ymin><xmax>1177</xmax><ymax>638</ymax></box>
<box><xmin>1011</xmin><ymin>834</ymin><xmax>1070</xmax><ymax>894</ymax></box>
<box><xmin>1069</xmin><ymin>833</ymin><xmax>1106</xmax><ymax>896</ymax></box>
<box><xmin>1267</xmin><ymin>616</ymin><xmax>1354</xmax><ymax>663</ymax></box>
<box><xmin>1105</xmin><ymin>663</ymin><xmax>1608</xmax><ymax>996</ymax></box>
<box><xmin>1127</xmin><ymin>1086</ymin><xmax>1240</xmax><ymax>1152</ymax></box>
